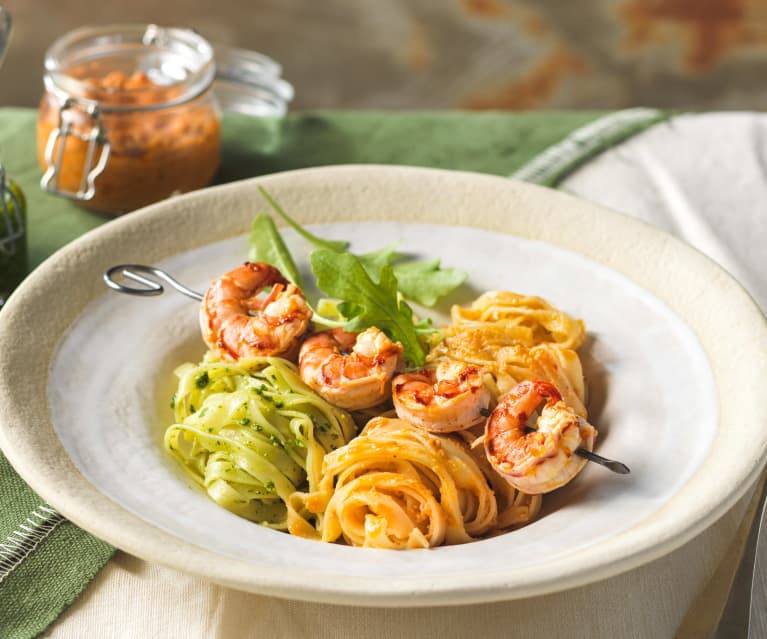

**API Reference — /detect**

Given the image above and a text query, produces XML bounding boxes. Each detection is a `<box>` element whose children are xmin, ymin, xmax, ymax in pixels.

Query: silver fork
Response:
<box><xmin>713</xmin><ymin>477</ymin><xmax>767</xmax><ymax>638</ymax></box>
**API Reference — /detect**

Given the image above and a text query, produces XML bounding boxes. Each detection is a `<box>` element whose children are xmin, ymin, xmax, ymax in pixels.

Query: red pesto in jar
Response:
<box><xmin>37</xmin><ymin>69</ymin><xmax>221</xmax><ymax>215</ymax></box>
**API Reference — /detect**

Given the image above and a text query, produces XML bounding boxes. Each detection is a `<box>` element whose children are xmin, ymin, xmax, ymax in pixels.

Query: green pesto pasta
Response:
<box><xmin>164</xmin><ymin>353</ymin><xmax>357</xmax><ymax>529</ymax></box>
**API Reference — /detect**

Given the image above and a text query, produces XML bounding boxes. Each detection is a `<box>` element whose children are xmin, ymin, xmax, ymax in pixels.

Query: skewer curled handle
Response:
<box><xmin>103</xmin><ymin>264</ymin><xmax>203</xmax><ymax>301</ymax></box>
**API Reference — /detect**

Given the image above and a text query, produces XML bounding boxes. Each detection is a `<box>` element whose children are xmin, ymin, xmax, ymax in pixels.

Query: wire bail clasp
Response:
<box><xmin>40</xmin><ymin>98</ymin><xmax>111</xmax><ymax>201</ymax></box>
<box><xmin>0</xmin><ymin>165</ymin><xmax>24</xmax><ymax>257</ymax></box>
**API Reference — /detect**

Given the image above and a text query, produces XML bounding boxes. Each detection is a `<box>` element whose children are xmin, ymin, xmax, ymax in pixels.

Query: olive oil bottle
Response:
<box><xmin>0</xmin><ymin>165</ymin><xmax>27</xmax><ymax>308</ymax></box>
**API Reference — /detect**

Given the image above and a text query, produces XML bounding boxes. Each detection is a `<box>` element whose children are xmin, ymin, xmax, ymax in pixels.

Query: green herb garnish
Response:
<box><xmin>249</xmin><ymin>186</ymin><xmax>467</xmax><ymax>367</ymax></box>
<box><xmin>248</xmin><ymin>213</ymin><xmax>303</xmax><ymax>287</ymax></box>
<box><xmin>311</xmin><ymin>249</ymin><xmax>428</xmax><ymax>366</ymax></box>
<box><xmin>258</xmin><ymin>186</ymin><xmax>348</xmax><ymax>252</ymax></box>
<box><xmin>358</xmin><ymin>245</ymin><xmax>467</xmax><ymax>307</ymax></box>
<box><xmin>195</xmin><ymin>372</ymin><xmax>209</xmax><ymax>389</ymax></box>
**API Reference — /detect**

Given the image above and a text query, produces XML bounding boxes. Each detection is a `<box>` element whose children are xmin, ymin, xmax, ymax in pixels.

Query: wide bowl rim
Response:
<box><xmin>1</xmin><ymin>164</ymin><xmax>766</xmax><ymax>607</ymax></box>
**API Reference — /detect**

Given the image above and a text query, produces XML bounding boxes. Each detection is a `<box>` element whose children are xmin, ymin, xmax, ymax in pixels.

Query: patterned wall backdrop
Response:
<box><xmin>1</xmin><ymin>0</ymin><xmax>767</xmax><ymax>109</ymax></box>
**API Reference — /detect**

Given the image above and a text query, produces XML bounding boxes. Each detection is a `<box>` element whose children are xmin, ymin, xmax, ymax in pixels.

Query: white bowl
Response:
<box><xmin>1</xmin><ymin>165</ymin><xmax>766</xmax><ymax>607</ymax></box>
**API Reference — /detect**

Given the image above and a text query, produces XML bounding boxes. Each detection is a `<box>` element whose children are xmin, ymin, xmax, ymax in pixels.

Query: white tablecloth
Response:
<box><xmin>45</xmin><ymin>113</ymin><xmax>767</xmax><ymax>639</ymax></box>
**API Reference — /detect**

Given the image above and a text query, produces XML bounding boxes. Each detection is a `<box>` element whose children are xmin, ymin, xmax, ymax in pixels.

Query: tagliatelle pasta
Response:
<box><xmin>448</xmin><ymin>290</ymin><xmax>586</xmax><ymax>350</ymax></box>
<box><xmin>287</xmin><ymin>417</ymin><xmax>513</xmax><ymax>548</ymax></box>
<box><xmin>428</xmin><ymin>291</ymin><xmax>587</xmax><ymax>412</ymax></box>
<box><xmin>456</xmin><ymin>427</ymin><xmax>543</xmax><ymax>531</ymax></box>
<box><xmin>164</xmin><ymin>354</ymin><xmax>356</xmax><ymax>529</ymax></box>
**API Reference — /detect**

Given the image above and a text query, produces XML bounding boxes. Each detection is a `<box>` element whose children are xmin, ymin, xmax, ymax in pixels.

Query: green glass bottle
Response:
<box><xmin>0</xmin><ymin>165</ymin><xmax>27</xmax><ymax>308</ymax></box>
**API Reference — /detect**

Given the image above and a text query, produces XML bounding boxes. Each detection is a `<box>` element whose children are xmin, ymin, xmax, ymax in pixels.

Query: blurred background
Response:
<box><xmin>2</xmin><ymin>0</ymin><xmax>767</xmax><ymax>110</ymax></box>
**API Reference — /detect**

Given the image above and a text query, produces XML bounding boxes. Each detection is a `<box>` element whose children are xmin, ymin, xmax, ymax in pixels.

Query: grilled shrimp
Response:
<box><xmin>298</xmin><ymin>327</ymin><xmax>403</xmax><ymax>410</ymax></box>
<box><xmin>392</xmin><ymin>360</ymin><xmax>491</xmax><ymax>433</ymax></box>
<box><xmin>199</xmin><ymin>262</ymin><xmax>312</xmax><ymax>361</ymax></box>
<box><xmin>484</xmin><ymin>380</ymin><xmax>596</xmax><ymax>494</ymax></box>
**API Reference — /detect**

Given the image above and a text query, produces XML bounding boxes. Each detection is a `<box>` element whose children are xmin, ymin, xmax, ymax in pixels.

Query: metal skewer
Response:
<box><xmin>482</xmin><ymin>408</ymin><xmax>631</xmax><ymax>475</ymax></box>
<box><xmin>576</xmin><ymin>448</ymin><xmax>630</xmax><ymax>474</ymax></box>
<box><xmin>103</xmin><ymin>264</ymin><xmax>203</xmax><ymax>301</ymax></box>
<box><xmin>104</xmin><ymin>264</ymin><xmax>632</xmax><ymax>478</ymax></box>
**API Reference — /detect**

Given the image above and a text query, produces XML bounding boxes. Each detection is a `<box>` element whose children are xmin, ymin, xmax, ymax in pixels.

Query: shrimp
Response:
<box><xmin>199</xmin><ymin>262</ymin><xmax>312</xmax><ymax>361</ymax></box>
<box><xmin>392</xmin><ymin>360</ymin><xmax>491</xmax><ymax>433</ymax></box>
<box><xmin>298</xmin><ymin>327</ymin><xmax>403</xmax><ymax>410</ymax></box>
<box><xmin>484</xmin><ymin>380</ymin><xmax>596</xmax><ymax>494</ymax></box>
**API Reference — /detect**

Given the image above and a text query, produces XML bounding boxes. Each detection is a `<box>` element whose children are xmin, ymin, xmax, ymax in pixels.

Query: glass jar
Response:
<box><xmin>37</xmin><ymin>25</ymin><xmax>292</xmax><ymax>216</ymax></box>
<box><xmin>38</xmin><ymin>25</ymin><xmax>221</xmax><ymax>215</ymax></box>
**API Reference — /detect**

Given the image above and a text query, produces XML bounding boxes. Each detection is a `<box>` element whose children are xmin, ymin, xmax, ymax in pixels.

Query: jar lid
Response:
<box><xmin>213</xmin><ymin>44</ymin><xmax>294</xmax><ymax>117</ymax></box>
<box><xmin>44</xmin><ymin>24</ymin><xmax>216</xmax><ymax>112</ymax></box>
<box><xmin>42</xmin><ymin>24</ymin><xmax>294</xmax><ymax>116</ymax></box>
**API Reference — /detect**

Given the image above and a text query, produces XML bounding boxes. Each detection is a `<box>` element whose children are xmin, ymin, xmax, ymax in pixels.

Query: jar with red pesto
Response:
<box><xmin>37</xmin><ymin>25</ymin><xmax>223</xmax><ymax>215</ymax></box>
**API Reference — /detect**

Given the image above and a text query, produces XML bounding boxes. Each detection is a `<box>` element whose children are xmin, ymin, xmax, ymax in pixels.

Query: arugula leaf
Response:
<box><xmin>257</xmin><ymin>186</ymin><xmax>467</xmax><ymax>307</ymax></box>
<box><xmin>356</xmin><ymin>245</ymin><xmax>466</xmax><ymax>306</ymax></box>
<box><xmin>391</xmin><ymin>259</ymin><xmax>467</xmax><ymax>307</ymax></box>
<box><xmin>249</xmin><ymin>188</ymin><xmax>464</xmax><ymax>359</ymax></box>
<box><xmin>355</xmin><ymin>244</ymin><xmax>405</xmax><ymax>279</ymax></box>
<box><xmin>258</xmin><ymin>186</ymin><xmax>348</xmax><ymax>252</ymax></box>
<box><xmin>248</xmin><ymin>214</ymin><xmax>303</xmax><ymax>287</ymax></box>
<box><xmin>310</xmin><ymin>249</ymin><xmax>427</xmax><ymax>367</ymax></box>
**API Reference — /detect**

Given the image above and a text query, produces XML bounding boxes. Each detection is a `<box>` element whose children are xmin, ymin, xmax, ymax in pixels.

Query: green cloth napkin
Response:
<box><xmin>0</xmin><ymin>107</ymin><xmax>665</xmax><ymax>639</ymax></box>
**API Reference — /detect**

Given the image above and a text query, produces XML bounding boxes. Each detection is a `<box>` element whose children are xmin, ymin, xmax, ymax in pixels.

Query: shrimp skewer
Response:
<box><xmin>298</xmin><ymin>327</ymin><xmax>403</xmax><ymax>410</ymax></box>
<box><xmin>199</xmin><ymin>262</ymin><xmax>312</xmax><ymax>361</ymax></box>
<box><xmin>392</xmin><ymin>360</ymin><xmax>491</xmax><ymax>433</ymax></box>
<box><xmin>484</xmin><ymin>379</ymin><xmax>597</xmax><ymax>494</ymax></box>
